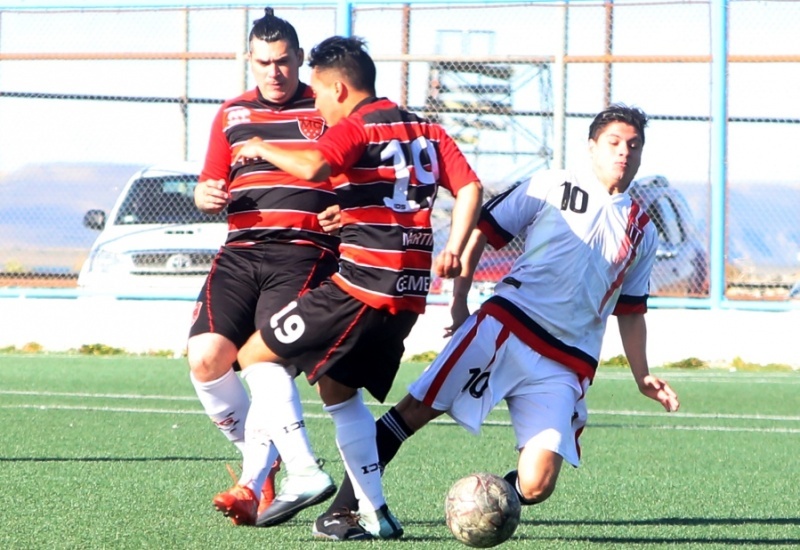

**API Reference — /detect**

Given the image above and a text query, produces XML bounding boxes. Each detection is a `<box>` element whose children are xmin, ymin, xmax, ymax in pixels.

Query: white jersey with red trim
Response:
<box><xmin>477</xmin><ymin>168</ymin><xmax>658</xmax><ymax>378</ymax></box>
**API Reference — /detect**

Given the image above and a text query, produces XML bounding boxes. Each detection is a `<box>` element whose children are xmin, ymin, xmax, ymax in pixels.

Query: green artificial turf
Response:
<box><xmin>0</xmin><ymin>355</ymin><xmax>797</xmax><ymax>549</ymax></box>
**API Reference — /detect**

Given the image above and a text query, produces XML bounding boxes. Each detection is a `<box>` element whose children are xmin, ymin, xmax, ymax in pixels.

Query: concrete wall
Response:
<box><xmin>1</xmin><ymin>297</ymin><xmax>797</xmax><ymax>368</ymax></box>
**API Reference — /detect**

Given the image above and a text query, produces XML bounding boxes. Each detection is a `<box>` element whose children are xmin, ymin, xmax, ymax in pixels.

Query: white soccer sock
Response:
<box><xmin>324</xmin><ymin>392</ymin><xmax>383</xmax><ymax>514</ymax></box>
<box><xmin>190</xmin><ymin>368</ymin><xmax>249</xmax><ymax>454</ymax></box>
<box><xmin>241</xmin><ymin>362</ymin><xmax>318</xmax><ymax>475</ymax></box>
<box><xmin>238</xmin><ymin>430</ymin><xmax>280</xmax><ymax>497</ymax></box>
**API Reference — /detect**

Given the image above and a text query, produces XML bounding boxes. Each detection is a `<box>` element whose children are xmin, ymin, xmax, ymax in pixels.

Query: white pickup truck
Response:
<box><xmin>78</xmin><ymin>162</ymin><xmax>227</xmax><ymax>297</ymax></box>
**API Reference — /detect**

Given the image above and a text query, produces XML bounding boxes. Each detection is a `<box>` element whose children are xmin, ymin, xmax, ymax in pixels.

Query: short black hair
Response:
<box><xmin>589</xmin><ymin>103</ymin><xmax>649</xmax><ymax>144</ymax></box>
<box><xmin>249</xmin><ymin>7</ymin><xmax>300</xmax><ymax>51</ymax></box>
<box><xmin>308</xmin><ymin>36</ymin><xmax>376</xmax><ymax>95</ymax></box>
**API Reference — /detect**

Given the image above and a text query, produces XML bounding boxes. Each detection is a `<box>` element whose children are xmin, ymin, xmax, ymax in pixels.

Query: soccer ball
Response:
<box><xmin>445</xmin><ymin>472</ymin><xmax>521</xmax><ymax>548</ymax></box>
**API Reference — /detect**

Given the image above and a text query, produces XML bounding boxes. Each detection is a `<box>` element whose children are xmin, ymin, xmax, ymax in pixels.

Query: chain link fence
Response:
<box><xmin>1</xmin><ymin>1</ymin><xmax>798</xmax><ymax>304</ymax></box>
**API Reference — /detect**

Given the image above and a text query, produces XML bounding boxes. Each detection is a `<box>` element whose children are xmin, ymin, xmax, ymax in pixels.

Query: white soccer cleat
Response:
<box><xmin>357</xmin><ymin>503</ymin><xmax>404</xmax><ymax>539</ymax></box>
<box><xmin>255</xmin><ymin>465</ymin><xmax>335</xmax><ymax>527</ymax></box>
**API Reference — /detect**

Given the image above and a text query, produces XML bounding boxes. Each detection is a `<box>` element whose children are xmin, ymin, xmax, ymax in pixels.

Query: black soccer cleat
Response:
<box><xmin>312</xmin><ymin>508</ymin><xmax>373</xmax><ymax>541</ymax></box>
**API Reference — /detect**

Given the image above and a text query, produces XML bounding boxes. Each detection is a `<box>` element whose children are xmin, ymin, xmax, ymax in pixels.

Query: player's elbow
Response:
<box><xmin>295</xmin><ymin>151</ymin><xmax>331</xmax><ymax>182</ymax></box>
<box><xmin>293</xmin><ymin>163</ymin><xmax>328</xmax><ymax>182</ymax></box>
<box><xmin>307</xmin><ymin>163</ymin><xmax>331</xmax><ymax>182</ymax></box>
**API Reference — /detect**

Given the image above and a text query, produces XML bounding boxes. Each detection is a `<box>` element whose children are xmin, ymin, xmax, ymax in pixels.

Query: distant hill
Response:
<box><xmin>0</xmin><ymin>162</ymin><xmax>144</xmax><ymax>246</ymax></box>
<box><xmin>678</xmin><ymin>182</ymin><xmax>800</xmax><ymax>279</ymax></box>
<box><xmin>0</xmin><ymin>162</ymin><xmax>144</xmax><ymax>271</ymax></box>
<box><xmin>0</xmin><ymin>164</ymin><xmax>798</xmax><ymax>281</ymax></box>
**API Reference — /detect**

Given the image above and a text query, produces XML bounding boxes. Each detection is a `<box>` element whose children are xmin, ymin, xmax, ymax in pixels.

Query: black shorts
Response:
<box><xmin>261</xmin><ymin>282</ymin><xmax>418</xmax><ymax>402</ymax></box>
<box><xmin>189</xmin><ymin>243</ymin><xmax>338</xmax><ymax>350</ymax></box>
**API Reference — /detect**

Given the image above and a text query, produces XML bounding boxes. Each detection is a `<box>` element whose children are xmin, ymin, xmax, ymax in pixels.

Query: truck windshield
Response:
<box><xmin>115</xmin><ymin>176</ymin><xmax>226</xmax><ymax>225</ymax></box>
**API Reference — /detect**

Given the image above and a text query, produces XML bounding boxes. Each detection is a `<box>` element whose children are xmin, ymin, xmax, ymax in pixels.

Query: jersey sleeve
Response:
<box><xmin>477</xmin><ymin>173</ymin><xmax>546</xmax><ymax>250</ymax></box>
<box><xmin>434</xmin><ymin>130</ymin><xmax>479</xmax><ymax>196</ymax></box>
<box><xmin>315</xmin><ymin>117</ymin><xmax>367</xmax><ymax>177</ymax></box>
<box><xmin>615</xmin><ymin>223</ymin><xmax>658</xmax><ymax>315</ymax></box>
<box><xmin>200</xmin><ymin>106</ymin><xmax>232</xmax><ymax>184</ymax></box>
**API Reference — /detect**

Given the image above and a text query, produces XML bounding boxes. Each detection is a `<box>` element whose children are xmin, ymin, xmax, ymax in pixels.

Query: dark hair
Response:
<box><xmin>308</xmin><ymin>36</ymin><xmax>376</xmax><ymax>95</ymax></box>
<box><xmin>249</xmin><ymin>7</ymin><xmax>300</xmax><ymax>51</ymax></box>
<box><xmin>588</xmin><ymin>103</ymin><xmax>649</xmax><ymax>144</ymax></box>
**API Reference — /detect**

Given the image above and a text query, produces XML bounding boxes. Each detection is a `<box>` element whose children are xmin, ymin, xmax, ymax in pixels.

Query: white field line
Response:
<box><xmin>2</xmin><ymin>404</ymin><xmax>800</xmax><ymax>434</ymax></box>
<box><xmin>597</xmin><ymin>372</ymin><xmax>800</xmax><ymax>383</ymax></box>
<box><xmin>1</xmin><ymin>390</ymin><xmax>199</xmax><ymax>401</ymax></box>
<box><xmin>648</xmin><ymin>425</ymin><xmax>800</xmax><ymax>434</ymax></box>
<box><xmin>1</xmin><ymin>390</ymin><xmax>799</xmax><ymax>428</ymax></box>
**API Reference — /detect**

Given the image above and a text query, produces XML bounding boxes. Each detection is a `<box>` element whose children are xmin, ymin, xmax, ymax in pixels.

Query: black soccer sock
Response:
<box><xmin>324</xmin><ymin>407</ymin><xmax>415</xmax><ymax>514</ymax></box>
<box><xmin>375</xmin><ymin>405</ymin><xmax>415</xmax><ymax>465</ymax></box>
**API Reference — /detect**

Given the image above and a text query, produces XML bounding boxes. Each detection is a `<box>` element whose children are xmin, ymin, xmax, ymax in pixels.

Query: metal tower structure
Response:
<box><xmin>424</xmin><ymin>30</ymin><xmax>554</xmax><ymax>190</ymax></box>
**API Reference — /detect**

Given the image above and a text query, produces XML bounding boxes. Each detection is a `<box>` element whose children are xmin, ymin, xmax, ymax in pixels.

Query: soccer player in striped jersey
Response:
<box><xmin>313</xmin><ymin>104</ymin><xmax>681</xmax><ymax>540</ymax></box>
<box><xmin>231</xmin><ymin>36</ymin><xmax>483</xmax><ymax>539</ymax></box>
<box><xmin>188</xmin><ymin>8</ymin><xmax>340</xmax><ymax>527</ymax></box>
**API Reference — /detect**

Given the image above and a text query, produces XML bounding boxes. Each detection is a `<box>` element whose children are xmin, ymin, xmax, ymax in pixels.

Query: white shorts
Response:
<box><xmin>408</xmin><ymin>311</ymin><xmax>590</xmax><ymax>467</ymax></box>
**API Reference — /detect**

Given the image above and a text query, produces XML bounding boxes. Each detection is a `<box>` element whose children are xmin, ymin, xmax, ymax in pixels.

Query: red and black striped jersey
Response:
<box><xmin>200</xmin><ymin>84</ymin><xmax>339</xmax><ymax>253</ymax></box>
<box><xmin>315</xmin><ymin>97</ymin><xmax>478</xmax><ymax>314</ymax></box>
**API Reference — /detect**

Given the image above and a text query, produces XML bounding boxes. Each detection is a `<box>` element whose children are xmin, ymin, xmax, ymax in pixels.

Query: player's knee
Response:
<box><xmin>187</xmin><ymin>354</ymin><xmax>229</xmax><ymax>382</ymax></box>
<box><xmin>187</xmin><ymin>335</ymin><xmax>236</xmax><ymax>382</ymax></box>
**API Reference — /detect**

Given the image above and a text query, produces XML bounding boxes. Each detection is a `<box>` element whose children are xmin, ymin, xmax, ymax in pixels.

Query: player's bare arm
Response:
<box><xmin>194</xmin><ymin>178</ymin><xmax>229</xmax><ymax>214</ymax></box>
<box><xmin>443</xmin><ymin>228</ymin><xmax>488</xmax><ymax>337</ymax></box>
<box><xmin>433</xmin><ymin>180</ymin><xmax>483</xmax><ymax>279</ymax></box>
<box><xmin>436</xmin><ymin>181</ymin><xmax>482</xmax><ymax>337</ymax></box>
<box><xmin>617</xmin><ymin>313</ymin><xmax>680</xmax><ymax>412</ymax></box>
<box><xmin>454</xmin><ymin>228</ymin><xmax>489</xmax><ymax>294</ymax></box>
<box><xmin>234</xmin><ymin>136</ymin><xmax>331</xmax><ymax>182</ymax></box>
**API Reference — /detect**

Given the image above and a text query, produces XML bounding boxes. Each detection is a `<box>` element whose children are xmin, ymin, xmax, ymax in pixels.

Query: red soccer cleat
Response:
<box><xmin>213</xmin><ymin>485</ymin><xmax>258</xmax><ymax>526</ymax></box>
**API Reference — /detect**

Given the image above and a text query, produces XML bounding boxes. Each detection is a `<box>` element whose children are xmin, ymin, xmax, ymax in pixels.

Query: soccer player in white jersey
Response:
<box><xmin>313</xmin><ymin>103</ymin><xmax>680</xmax><ymax>540</ymax></box>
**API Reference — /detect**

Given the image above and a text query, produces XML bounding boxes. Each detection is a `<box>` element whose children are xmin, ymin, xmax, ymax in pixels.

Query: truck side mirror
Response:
<box><xmin>83</xmin><ymin>209</ymin><xmax>106</xmax><ymax>230</ymax></box>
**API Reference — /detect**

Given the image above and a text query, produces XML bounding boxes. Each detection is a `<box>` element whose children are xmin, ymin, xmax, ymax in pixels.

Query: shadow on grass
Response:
<box><xmin>400</xmin><ymin>517</ymin><xmax>800</xmax><ymax>546</ymax></box>
<box><xmin>527</xmin><ymin>537</ymin><xmax>800</xmax><ymax>546</ymax></box>
<box><xmin>520</xmin><ymin>517</ymin><xmax>800</xmax><ymax>526</ymax></box>
<box><xmin>405</xmin><ymin>516</ymin><xmax>800</xmax><ymax>528</ymax></box>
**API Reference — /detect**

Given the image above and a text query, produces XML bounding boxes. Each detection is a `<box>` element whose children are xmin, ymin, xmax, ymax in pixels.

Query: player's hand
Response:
<box><xmin>444</xmin><ymin>299</ymin><xmax>470</xmax><ymax>337</ymax></box>
<box><xmin>318</xmin><ymin>204</ymin><xmax>341</xmax><ymax>233</ymax></box>
<box><xmin>195</xmin><ymin>179</ymin><xmax>229</xmax><ymax>214</ymax></box>
<box><xmin>637</xmin><ymin>375</ymin><xmax>680</xmax><ymax>412</ymax></box>
<box><xmin>433</xmin><ymin>250</ymin><xmax>462</xmax><ymax>278</ymax></box>
<box><xmin>233</xmin><ymin>137</ymin><xmax>266</xmax><ymax>164</ymax></box>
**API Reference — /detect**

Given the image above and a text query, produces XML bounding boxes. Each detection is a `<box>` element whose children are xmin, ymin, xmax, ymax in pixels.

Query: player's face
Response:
<box><xmin>248</xmin><ymin>38</ymin><xmax>303</xmax><ymax>104</ymax></box>
<box><xmin>310</xmin><ymin>67</ymin><xmax>345</xmax><ymax>126</ymax></box>
<box><xmin>589</xmin><ymin>121</ymin><xmax>643</xmax><ymax>194</ymax></box>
